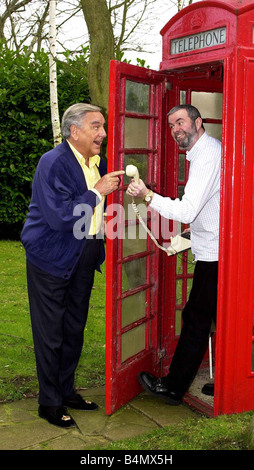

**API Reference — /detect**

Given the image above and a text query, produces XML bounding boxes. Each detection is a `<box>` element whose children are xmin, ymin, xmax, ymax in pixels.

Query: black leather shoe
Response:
<box><xmin>63</xmin><ymin>393</ymin><xmax>99</xmax><ymax>411</ymax></box>
<box><xmin>38</xmin><ymin>405</ymin><xmax>76</xmax><ymax>428</ymax></box>
<box><xmin>138</xmin><ymin>372</ymin><xmax>182</xmax><ymax>405</ymax></box>
<box><xmin>201</xmin><ymin>382</ymin><xmax>214</xmax><ymax>396</ymax></box>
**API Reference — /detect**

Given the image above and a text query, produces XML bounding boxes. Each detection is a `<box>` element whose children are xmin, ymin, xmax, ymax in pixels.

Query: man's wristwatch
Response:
<box><xmin>143</xmin><ymin>190</ymin><xmax>153</xmax><ymax>204</ymax></box>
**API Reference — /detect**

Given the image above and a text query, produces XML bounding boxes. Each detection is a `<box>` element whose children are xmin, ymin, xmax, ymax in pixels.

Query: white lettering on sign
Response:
<box><xmin>171</xmin><ymin>27</ymin><xmax>227</xmax><ymax>55</ymax></box>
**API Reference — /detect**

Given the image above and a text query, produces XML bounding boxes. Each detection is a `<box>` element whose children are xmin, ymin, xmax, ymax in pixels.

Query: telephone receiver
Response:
<box><xmin>126</xmin><ymin>164</ymin><xmax>139</xmax><ymax>183</ymax></box>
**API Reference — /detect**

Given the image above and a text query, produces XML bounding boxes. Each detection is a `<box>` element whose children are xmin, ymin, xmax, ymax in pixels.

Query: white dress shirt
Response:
<box><xmin>150</xmin><ymin>132</ymin><xmax>221</xmax><ymax>261</ymax></box>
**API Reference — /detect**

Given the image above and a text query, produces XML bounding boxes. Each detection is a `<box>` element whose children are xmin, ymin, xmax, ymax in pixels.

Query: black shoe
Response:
<box><xmin>63</xmin><ymin>393</ymin><xmax>99</xmax><ymax>411</ymax></box>
<box><xmin>138</xmin><ymin>372</ymin><xmax>182</xmax><ymax>405</ymax></box>
<box><xmin>38</xmin><ymin>405</ymin><xmax>76</xmax><ymax>428</ymax></box>
<box><xmin>201</xmin><ymin>383</ymin><xmax>214</xmax><ymax>396</ymax></box>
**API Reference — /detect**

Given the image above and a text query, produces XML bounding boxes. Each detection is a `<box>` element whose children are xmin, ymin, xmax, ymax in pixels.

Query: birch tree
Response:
<box><xmin>49</xmin><ymin>0</ymin><xmax>61</xmax><ymax>146</ymax></box>
<box><xmin>177</xmin><ymin>0</ymin><xmax>193</xmax><ymax>11</ymax></box>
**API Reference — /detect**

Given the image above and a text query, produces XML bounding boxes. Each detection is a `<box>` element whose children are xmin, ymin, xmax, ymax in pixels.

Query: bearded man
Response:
<box><xmin>127</xmin><ymin>104</ymin><xmax>221</xmax><ymax>405</ymax></box>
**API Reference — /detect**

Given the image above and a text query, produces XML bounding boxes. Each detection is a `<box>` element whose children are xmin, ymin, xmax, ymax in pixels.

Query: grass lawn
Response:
<box><xmin>0</xmin><ymin>240</ymin><xmax>254</xmax><ymax>450</ymax></box>
<box><xmin>0</xmin><ymin>240</ymin><xmax>106</xmax><ymax>402</ymax></box>
<box><xmin>94</xmin><ymin>411</ymin><xmax>254</xmax><ymax>451</ymax></box>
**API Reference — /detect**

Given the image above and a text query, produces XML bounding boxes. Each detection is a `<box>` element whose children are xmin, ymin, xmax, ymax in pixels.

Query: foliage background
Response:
<box><xmin>0</xmin><ymin>43</ymin><xmax>90</xmax><ymax>239</ymax></box>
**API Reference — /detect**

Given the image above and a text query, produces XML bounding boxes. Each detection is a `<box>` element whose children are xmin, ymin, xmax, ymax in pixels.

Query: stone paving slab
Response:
<box><xmin>0</xmin><ymin>386</ymin><xmax>199</xmax><ymax>451</ymax></box>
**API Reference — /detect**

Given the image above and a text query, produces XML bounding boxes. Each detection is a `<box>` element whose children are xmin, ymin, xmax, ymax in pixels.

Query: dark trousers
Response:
<box><xmin>166</xmin><ymin>260</ymin><xmax>218</xmax><ymax>396</ymax></box>
<box><xmin>26</xmin><ymin>239</ymin><xmax>101</xmax><ymax>406</ymax></box>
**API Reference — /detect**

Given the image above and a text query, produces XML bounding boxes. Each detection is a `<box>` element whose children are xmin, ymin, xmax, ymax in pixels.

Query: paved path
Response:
<box><xmin>0</xmin><ymin>386</ymin><xmax>198</xmax><ymax>451</ymax></box>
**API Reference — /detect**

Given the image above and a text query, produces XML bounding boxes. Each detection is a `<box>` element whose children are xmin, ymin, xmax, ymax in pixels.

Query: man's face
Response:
<box><xmin>168</xmin><ymin>109</ymin><xmax>200</xmax><ymax>150</ymax></box>
<box><xmin>71</xmin><ymin>111</ymin><xmax>107</xmax><ymax>158</ymax></box>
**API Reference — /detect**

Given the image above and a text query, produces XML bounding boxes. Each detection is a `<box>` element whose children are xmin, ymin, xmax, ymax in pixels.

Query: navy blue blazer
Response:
<box><xmin>21</xmin><ymin>140</ymin><xmax>107</xmax><ymax>279</ymax></box>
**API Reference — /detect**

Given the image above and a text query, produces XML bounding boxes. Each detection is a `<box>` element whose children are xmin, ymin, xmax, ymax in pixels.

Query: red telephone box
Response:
<box><xmin>105</xmin><ymin>0</ymin><xmax>254</xmax><ymax>417</ymax></box>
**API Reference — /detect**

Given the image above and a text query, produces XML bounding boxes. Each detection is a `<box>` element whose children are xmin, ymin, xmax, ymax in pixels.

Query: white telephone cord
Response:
<box><xmin>125</xmin><ymin>166</ymin><xmax>190</xmax><ymax>257</ymax></box>
<box><xmin>130</xmin><ymin>197</ymin><xmax>178</xmax><ymax>256</ymax></box>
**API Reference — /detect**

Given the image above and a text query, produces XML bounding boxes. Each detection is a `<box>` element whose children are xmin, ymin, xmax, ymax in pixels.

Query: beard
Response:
<box><xmin>174</xmin><ymin>124</ymin><xmax>197</xmax><ymax>149</ymax></box>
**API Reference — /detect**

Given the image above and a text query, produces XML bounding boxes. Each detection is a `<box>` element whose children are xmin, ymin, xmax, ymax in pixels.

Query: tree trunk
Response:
<box><xmin>49</xmin><ymin>0</ymin><xmax>62</xmax><ymax>146</ymax></box>
<box><xmin>80</xmin><ymin>0</ymin><xmax>115</xmax><ymax>114</ymax></box>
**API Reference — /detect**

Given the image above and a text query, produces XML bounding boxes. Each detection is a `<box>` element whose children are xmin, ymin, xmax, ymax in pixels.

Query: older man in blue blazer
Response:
<box><xmin>21</xmin><ymin>103</ymin><xmax>124</xmax><ymax>428</ymax></box>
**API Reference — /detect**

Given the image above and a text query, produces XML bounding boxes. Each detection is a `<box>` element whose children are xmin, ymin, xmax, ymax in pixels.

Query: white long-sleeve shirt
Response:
<box><xmin>150</xmin><ymin>132</ymin><xmax>221</xmax><ymax>261</ymax></box>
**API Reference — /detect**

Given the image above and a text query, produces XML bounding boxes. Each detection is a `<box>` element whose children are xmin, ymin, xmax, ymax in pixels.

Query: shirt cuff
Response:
<box><xmin>90</xmin><ymin>188</ymin><xmax>102</xmax><ymax>201</ymax></box>
<box><xmin>150</xmin><ymin>192</ymin><xmax>165</xmax><ymax>211</ymax></box>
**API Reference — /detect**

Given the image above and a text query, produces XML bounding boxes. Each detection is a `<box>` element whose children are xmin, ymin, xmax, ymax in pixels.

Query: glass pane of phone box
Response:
<box><xmin>121</xmin><ymin>323</ymin><xmax>146</xmax><ymax>363</ymax></box>
<box><xmin>191</xmin><ymin>91</ymin><xmax>222</xmax><ymax>119</ymax></box>
<box><xmin>125</xmin><ymin>80</ymin><xmax>149</xmax><ymax>114</ymax></box>
<box><xmin>121</xmin><ymin>290</ymin><xmax>146</xmax><ymax>328</ymax></box>
<box><xmin>125</xmin><ymin>118</ymin><xmax>148</xmax><ymax>148</ymax></box>
<box><xmin>123</xmin><ymin>227</ymin><xmax>147</xmax><ymax>257</ymax></box>
<box><xmin>122</xmin><ymin>258</ymin><xmax>146</xmax><ymax>292</ymax></box>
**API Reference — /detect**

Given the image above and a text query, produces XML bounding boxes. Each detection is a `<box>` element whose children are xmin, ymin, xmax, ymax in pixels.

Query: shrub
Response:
<box><xmin>0</xmin><ymin>43</ymin><xmax>90</xmax><ymax>238</ymax></box>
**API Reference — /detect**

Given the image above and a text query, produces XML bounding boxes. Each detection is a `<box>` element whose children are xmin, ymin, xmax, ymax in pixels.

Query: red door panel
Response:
<box><xmin>105</xmin><ymin>61</ymin><xmax>168</xmax><ymax>414</ymax></box>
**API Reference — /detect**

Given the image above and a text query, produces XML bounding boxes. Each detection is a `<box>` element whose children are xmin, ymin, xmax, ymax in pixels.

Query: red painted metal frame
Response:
<box><xmin>214</xmin><ymin>48</ymin><xmax>254</xmax><ymax>416</ymax></box>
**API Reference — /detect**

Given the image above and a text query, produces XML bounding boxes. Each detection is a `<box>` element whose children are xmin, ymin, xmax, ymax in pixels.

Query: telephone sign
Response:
<box><xmin>170</xmin><ymin>27</ymin><xmax>227</xmax><ymax>55</ymax></box>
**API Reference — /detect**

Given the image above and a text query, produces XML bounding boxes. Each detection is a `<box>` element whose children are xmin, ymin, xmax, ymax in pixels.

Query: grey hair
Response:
<box><xmin>167</xmin><ymin>104</ymin><xmax>204</xmax><ymax>129</ymax></box>
<box><xmin>61</xmin><ymin>103</ymin><xmax>102</xmax><ymax>139</ymax></box>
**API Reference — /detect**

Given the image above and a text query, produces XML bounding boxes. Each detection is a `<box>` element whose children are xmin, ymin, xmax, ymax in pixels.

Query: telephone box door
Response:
<box><xmin>105</xmin><ymin>61</ymin><xmax>169</xmax><ymax>415</ymax></box>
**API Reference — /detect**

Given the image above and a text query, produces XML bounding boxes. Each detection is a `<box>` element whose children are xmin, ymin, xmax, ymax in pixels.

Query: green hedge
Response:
<box><xmin>0</xmin><ymin>44</ymin><xmax>90</xmax><ymax>238</ymax></box>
